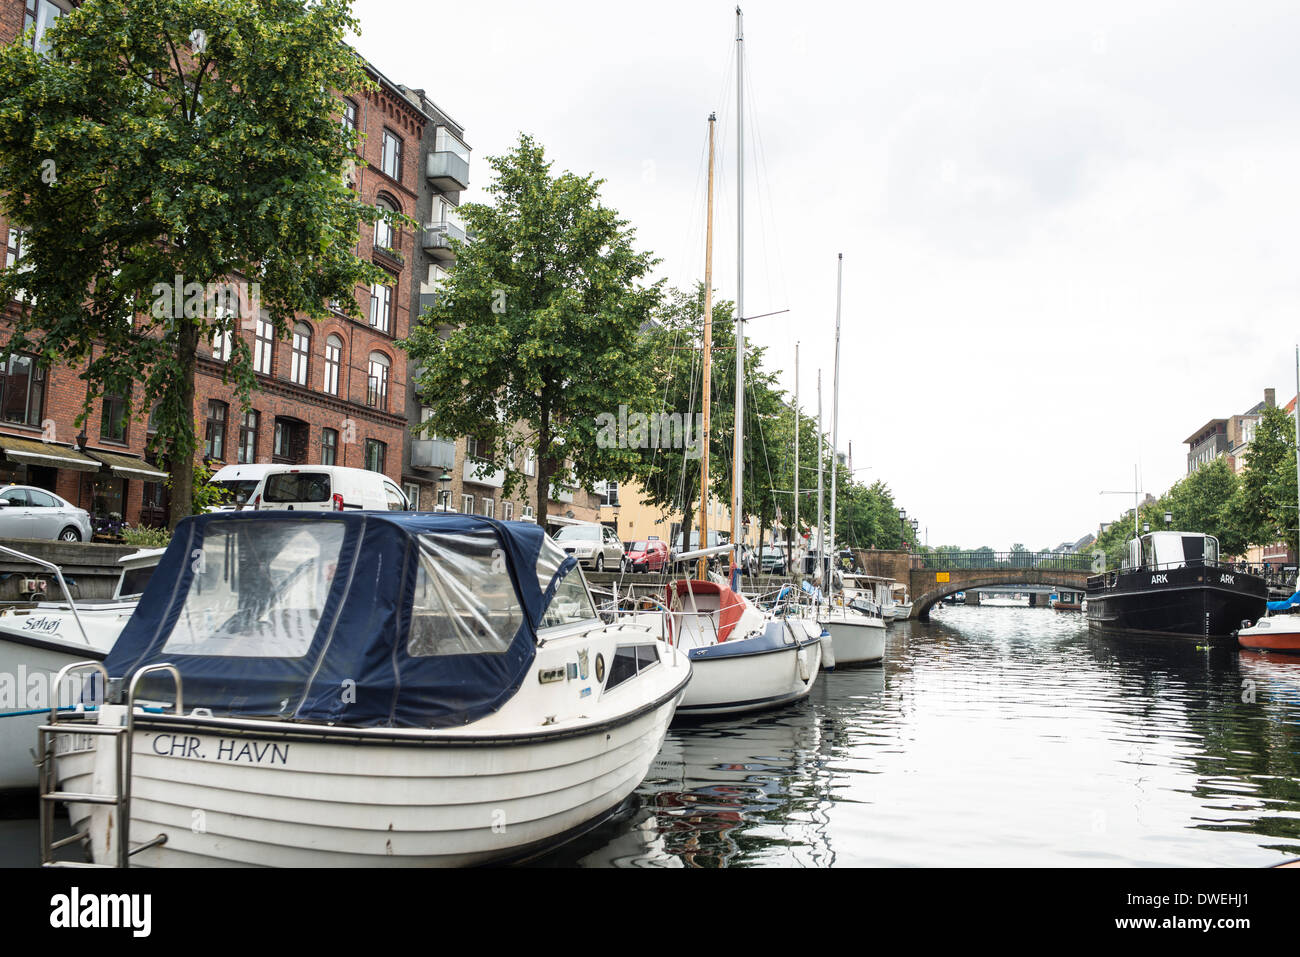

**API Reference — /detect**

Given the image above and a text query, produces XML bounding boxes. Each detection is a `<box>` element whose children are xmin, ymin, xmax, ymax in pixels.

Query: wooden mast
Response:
<box><xmin>697</xmin><ymin>113</ymin><xmax>716</xmax><ymax>580</ymax></box>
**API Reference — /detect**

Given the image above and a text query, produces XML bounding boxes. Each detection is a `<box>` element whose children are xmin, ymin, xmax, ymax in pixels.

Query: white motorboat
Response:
<box><xmin>818</xmin><ymin>598</ymin><xmax>886</xmax><ymax>667</ymax></box>
<box><xmin>42</xmin><ymin>511</ymin><xmax>690</xmax><ymax>866</ymax></box>
<box><xmin>0</xmin><ymin>545</ymin><xmax>162</xmax><ymax>794</ymax></box>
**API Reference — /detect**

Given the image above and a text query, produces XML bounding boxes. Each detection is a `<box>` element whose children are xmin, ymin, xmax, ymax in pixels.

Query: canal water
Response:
<box><xmin>3</xmin><ymin>603</ymin><xmax>1298</xmax><ymax>868</ymax></box>
<box><xmin>537</xmin><ymin>604</ymin><xmax>1300</xmax><ymax>867</ymax></box>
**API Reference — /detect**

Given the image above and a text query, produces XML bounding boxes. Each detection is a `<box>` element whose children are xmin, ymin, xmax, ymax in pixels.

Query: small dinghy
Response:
<box><xmin>1236</xmin><ymin>591</ymin><xmax>1300</xmax><ymax>653</ymax></box>
<box><xmin>42</xmin><ymin>511</ymin><xmax>689</xmax><ymax>867</ymax></box>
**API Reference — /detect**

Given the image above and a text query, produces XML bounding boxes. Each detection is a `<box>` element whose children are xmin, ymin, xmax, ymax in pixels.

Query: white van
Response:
<box><xmin>207</xmin><ymin>464</ymin><xmax>409</xmax><ymax>513</ymax></box>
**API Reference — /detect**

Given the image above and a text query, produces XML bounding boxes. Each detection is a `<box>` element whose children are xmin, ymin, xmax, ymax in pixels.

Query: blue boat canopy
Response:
<box><xmin>1266</xmin><ymin>591</ymin><xmax>1300</xmax><ymax>613</ymax></box>
<box><xmin>104</xmin><ymin>511</ymin><xmax>583</xmax><ymax>728</ymax></box>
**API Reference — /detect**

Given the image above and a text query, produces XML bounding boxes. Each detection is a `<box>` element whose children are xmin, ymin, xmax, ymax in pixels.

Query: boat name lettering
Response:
<box><xmin>150</xmin><ymin>734</ymin><xmax>290</xmax><ymax>765</ymax></box>
<box><xmin>1220</xmin><ymin>574</ymin><xmax>1235</xmax><ymax>585</ymax></box>
<box><xmin>1151</xmin><ymin>574</ymin><xmax>1169</xmax><ymax>584</ymax></box>
<box><xmin>538</xmin><ymin>667</ymin><xmax>565</xmax><ymax>684</ymax></box>
<box><xmin>21</xmin><ymin>616</ymin><xmax>60</xmax><ymax>633</ymax></box>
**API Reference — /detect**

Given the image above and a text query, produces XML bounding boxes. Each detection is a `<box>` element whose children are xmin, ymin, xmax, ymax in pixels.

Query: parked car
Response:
<box><xmin>673</xmin><ymin>530</ymin><xmax>728</xmax><ymax>570</ymax></box>
<box><xmin>758</xmin><ymin>547</ymin><xmax>788</xmax><ymax>575</ymax></box>
<box><xmin>553</xmin><ymin>522</ymin><xmax>624</xmax><ymax>572</ymax></box>
<box><xmin>624</xmin><ymin>539</ymin><xmax>670</xmax><ymax>573</ymax></box>
<box><xmin>206</xmin><ymin>464</ymin><xmax>409</xmax><ymax>513</ymax></box>
<box><xmin>0</xmin><ymin>485</ymin><xmax>93</xmax><ymax>542</ymax></box>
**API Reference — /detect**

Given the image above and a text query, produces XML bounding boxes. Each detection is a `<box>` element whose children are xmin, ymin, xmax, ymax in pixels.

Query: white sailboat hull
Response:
<box><xmin>819</xmin><ymin>614</ymin><xmax>886</xmax><ymax>666</ymax></box>
<box><xmin>677</xmin><ymin>622</ymin><xmax>823</xmax><ymax>717</ymax></box>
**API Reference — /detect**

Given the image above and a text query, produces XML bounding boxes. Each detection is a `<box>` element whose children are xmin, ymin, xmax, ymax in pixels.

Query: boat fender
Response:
<box><xmin>797</xmin><ymin>648</ymin><xmax>810</xmax><ymax>681</ymax></box>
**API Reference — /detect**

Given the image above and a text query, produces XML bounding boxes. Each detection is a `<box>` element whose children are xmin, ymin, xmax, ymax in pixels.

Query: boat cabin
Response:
<box><xmin>1122</xmin><ymin>531</ymin><xmax>1219</xmax><ymax>572</ymax></box>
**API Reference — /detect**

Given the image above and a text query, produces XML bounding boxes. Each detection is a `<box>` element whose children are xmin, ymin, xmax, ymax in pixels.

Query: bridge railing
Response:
<box><xmin>918</xmin><ymin>551</ymin><xmax>1096</xmax><ymax>572</ymax></box>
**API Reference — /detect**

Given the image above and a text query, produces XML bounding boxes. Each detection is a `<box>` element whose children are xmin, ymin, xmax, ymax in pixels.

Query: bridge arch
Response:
<box><xmin>907</xmin><ymin>568</ymin><xmax>1092</xmax><ymax>622</ymax></box>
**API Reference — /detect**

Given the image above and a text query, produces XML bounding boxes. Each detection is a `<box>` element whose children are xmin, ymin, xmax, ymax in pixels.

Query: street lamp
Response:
<box><xmin>1142</xmin><ymin>522</ymin><xmax>1150</xmax><ymax>533</ymax></box>
<box><xmin>1164</xmin><ymin>511</ymin><xmax>1172</xmax><ymax>527</ymax></box>
<box><xmin>437</xmin><ymin>470</ymin><xmax>452</xmax><ymax>511</ymax></box>
<box><xmin>899</xmin><ymin>508</ymin><xmax>910</xmax><ymax>551</ymax></box>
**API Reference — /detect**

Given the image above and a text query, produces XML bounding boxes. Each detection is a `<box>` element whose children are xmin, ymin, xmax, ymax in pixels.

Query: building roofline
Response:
<box><xmin>1184</xmin><ymin>419</ymin><xmax>1228</xmax><ymax>446</ymax></box>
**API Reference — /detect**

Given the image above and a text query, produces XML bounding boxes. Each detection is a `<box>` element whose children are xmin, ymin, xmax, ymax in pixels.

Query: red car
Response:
<box><xmin>624</xmin><ymin>539</ymin><xmax>669</xmax><ymax>573</ymax></box>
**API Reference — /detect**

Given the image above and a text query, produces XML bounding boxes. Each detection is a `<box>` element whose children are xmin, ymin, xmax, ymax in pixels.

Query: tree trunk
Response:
<box><xmin>168</xmin><ymin>328</ymin><xmax>199</xmax><ymax>530</ymax></box>
<box><xmin>536</xmin><ymin>405</ymin><xmax>552</xmax><ymax>534</ymax></box>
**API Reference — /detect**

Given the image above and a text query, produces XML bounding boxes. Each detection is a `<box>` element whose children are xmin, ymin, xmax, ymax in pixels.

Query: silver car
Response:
<box><xmin>0</xmin><ymin>485</ymin><xmax>94</xmax><ymax>542</ymax></box>
<box><xmin>553</xmin><ymin>523</ymin><xmax>624</xmax><ymax>572</ymax></box>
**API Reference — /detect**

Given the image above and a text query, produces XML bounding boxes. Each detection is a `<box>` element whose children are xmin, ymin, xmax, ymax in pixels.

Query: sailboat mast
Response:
<box><xmin>697</xmin><ymin>113</ymin><xmax>717</xmax><ymax>580</ymax></box>
<box><xmin>794</xmin><ymin>341</ymin><xmax>799</xmax><ymax>573</ymax></box>
<box><xmin>828</xmin><ymin>253</ymin><xmax>843</xmax><ymax>591</ymax></box>
<box><xmin>816</xmin><ymin>370</ymin><xmax>824</xmax><ymax>585</ymax></box>
<box><xmin>730</xmin><ymin>5</ymin><xmax>746</xmax><ymax>582</ymax></box>
<box><xmin>1294</xmin><ymin>344</ymin><xmax>1299</xmax><ymax>556</ymax></box>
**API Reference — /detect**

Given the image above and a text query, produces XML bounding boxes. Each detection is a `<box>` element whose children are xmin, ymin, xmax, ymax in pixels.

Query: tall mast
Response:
<box><xmin>793</xmin><ymin>341</ymin><xmax>799</xmax><ymax>573</ymax></box>
<box><xmin>730</xmin><ymin>5</ymin><xmax>746</xmax><ymax>586</ymax></box>
<box><xmin>828</xmin><ymin>253</ymin><xmax>843</xmax><ymax>592</ymax></box>
<box><xmin>1294</xmin><ymin>344</ymin><xmax>1299</xmax><ymax>558</ymax></box>
<box><xmin>697</xmin><ymin>113</ymin><xmax>717</xmax><ymax>580</ymax></box>
<box><xmin>816</xmin><ymin>370</ymin><xmax>824</xmax><ymax>586</ymax></box>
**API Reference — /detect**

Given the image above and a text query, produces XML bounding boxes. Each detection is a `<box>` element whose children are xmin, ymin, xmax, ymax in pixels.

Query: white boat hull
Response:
<box><xmin>56</xmin><ymin>675</ymin><xmax>686</xmax><ymax>867</ymax></box>
<box><xmin>819</xmin><ymin>614</ymin><xmax>886</xmax><ymax>666</ymax></box>
<box><xmin>677</xmin><ymin>625</ymin><xmax>823</xmax><ymax>717</ymax></box>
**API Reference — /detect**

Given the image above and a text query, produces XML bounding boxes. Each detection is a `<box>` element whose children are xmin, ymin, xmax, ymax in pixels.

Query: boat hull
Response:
<box><xmin>818</xmin><ymin>614</ymin><xmax>885</xmax><ymax>667</ymax></box>
<box><xmin>675</xmin><ymin>620</ymin><xmax>823</xmax><ymax>718</ymax></box>
<box><xmin>1086</xmin><ymin>566</ymin><xmax>1266</xmax><ymax>641</ymax></box>
<box><xmin>55</xmin><ymin>677</ymin><xmax>687</xmax><ymax>867</ymax></box>
<box><xmin>1236</xmin><ymin>616</ymin><xmax>1300</xmax><ymax>653</ymax></box>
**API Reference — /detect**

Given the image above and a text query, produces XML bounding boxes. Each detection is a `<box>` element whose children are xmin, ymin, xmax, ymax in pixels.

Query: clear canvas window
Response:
<box><xmin>163</xmin><ymin>522</ymin><xmax>346</xmax><ymax>658</ymax></box>
<box><xmin>408</xmin><ymin>531</ymin><xmax>522</xmax><ymax>657</ymax></box>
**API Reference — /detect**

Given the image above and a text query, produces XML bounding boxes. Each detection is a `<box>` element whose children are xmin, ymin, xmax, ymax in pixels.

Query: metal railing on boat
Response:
<box><xmin>39</xmin><ymin>661</ymin><xmax>183</xmax><ymax>868</ymax></box>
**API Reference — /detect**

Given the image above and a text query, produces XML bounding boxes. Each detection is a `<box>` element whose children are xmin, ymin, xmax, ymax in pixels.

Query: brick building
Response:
<box><xmin>0</xmin><ymin>3</ymin><xmax>422</xmax><ymax>530</ymax></box>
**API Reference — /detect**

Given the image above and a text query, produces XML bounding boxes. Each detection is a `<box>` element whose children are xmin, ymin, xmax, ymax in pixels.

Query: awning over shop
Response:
<box><xmin>0</xmin><ymin>434</ymin><xmax>101</xmax><ymax>472</ymax></box>
<box><xmin>87</xmin><ymin>450</ymin><xmax>169</xmax><ymax>482</ymax></box>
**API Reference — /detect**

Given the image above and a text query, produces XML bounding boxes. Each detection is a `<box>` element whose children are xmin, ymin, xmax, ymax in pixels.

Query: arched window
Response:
<box><xmin>324</xmin><ymin>334</ymin><xmax>342</xmax><ymax>396</ymax></box>
<box><xmin>367</xmin><ymin>352</ymin><xmax>390</xmax><ymax>410</ymax></box>
<box><xmin>374</xmin><ymin>197</ymin><xmax>397</xmax><ymax>253</ymax></box>
<box><xmin>290</xmin><ymin>321</ymin><xmax>311</xmax><ymax>386</ymax></box>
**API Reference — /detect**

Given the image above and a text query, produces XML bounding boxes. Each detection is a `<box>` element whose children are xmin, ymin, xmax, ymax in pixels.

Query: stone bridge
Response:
<box><xmin>907</xmin><ymin>567</ymin><xmax>1092</xmax><ymax>621</ymax></box>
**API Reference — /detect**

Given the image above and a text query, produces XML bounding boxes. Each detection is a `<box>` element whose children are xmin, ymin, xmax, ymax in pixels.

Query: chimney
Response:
<box><xmin>1266</xmin><ymin>388</ymin><xmax>1276</xmax><ymax>409</ymax></box>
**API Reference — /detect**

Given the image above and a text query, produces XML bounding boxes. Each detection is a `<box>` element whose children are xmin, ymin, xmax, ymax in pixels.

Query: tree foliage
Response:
<box><xmin>0</xmin><ymin>0</ymin><xmax>385</xmax><ymax>526</ymax></box>
<box><xmin>403</xmin><ymin>135</ymin><xmax>662</xmax><ymax>521</ymax></box>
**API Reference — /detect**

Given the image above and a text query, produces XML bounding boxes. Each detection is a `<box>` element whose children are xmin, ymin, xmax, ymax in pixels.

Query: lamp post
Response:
<box><xmin>1143</xmin><ymin>522</ymin><xmax>1150</xmax><ymax>534</ymax></box>
<box><xmin>1164</xmin><ymin>511</ymin><xmax>1172</xmax><ymax>527</ymax></box>
<box><xmin>437</xmin><ymin>470</ymin><xmax>452</xmax><ymax>511</ymax></box>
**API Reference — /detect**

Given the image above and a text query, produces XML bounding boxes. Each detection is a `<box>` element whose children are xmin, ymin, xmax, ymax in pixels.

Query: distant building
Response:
<box><xmin>1185</xmin><ymin>389</ymin><xmax>1276</xmax><ymax>475</ymax></box>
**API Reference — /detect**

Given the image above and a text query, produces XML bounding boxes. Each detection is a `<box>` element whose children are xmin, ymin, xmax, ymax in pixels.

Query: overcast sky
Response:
<box><xmin>350</xmin><ymin>0</ymin><xmax>1300</xmax><ymax>550</ymax></box>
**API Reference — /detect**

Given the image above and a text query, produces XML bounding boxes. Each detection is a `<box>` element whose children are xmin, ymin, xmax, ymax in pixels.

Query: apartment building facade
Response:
<box><xmin>0</xmin><ymin>3</ymin><xmax>418</xmax><ymax>529</ymax></box>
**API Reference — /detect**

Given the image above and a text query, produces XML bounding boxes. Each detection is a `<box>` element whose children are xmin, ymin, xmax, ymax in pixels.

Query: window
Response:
<box><xmin>273</xmin><ymin>418</ymin><xmax>308</xmax><ymax>464</ymax></box>
<box><xmin>5</xmin><ymin>227</ymin><xmax>25</xmax><ymax>268</ymax></box>
<box><xmin>403</xmin><ymin>483</ymin><xmax>420</xmax><ymax>511</ymax></box>
<box><xmin>522</xmin><ymin>505</ymin><xmax>534</xmax><ymax>520</ymax></box>
<box><xmin>385</xmin><ymin>482</ymin><xmax>407</xmax><ymax>511</ymax></box>
<box><xmin>254</xmin><ymin>314</ymin><xmax>274</xmax><ymax>374</ymax></box>
<box><xmin>407</xmin><ymin>531</ymin><xmax>522</xmax><ymax>658</ymax></box>
<box><xmin>381</xmin><ymin>129</ymin><xmax>402</xmax><ymax>181</ymax></box>
<box><xmin>321</xmin><ymin>428</ymin><xmax>338</xmax><ymax>466</ymax></box>
<box><xmin>364</xmin><ymin>438</ymin><xmax>386</xmax><ymax>474</ymax></box>
<box><xmin>290</xmin><ymin>322</ymin><xmax>311</xmax><ymax>386</ymax></box>
<box><xmin>341</xmin><ymin>99</ymin><xmax>357</xmax><ymax>134</ymax></box>
<box><xmin>462</xmin><ymin>494</ymin><xmax>474</xmax><ymax>515</ymax></box>
<box><xmin>25</xmin><ymin>0</ymin><xmax>67</xmax><ymax>55</ymax></box>
<box><xmin>369</xmin><ymin>282</ymin><xmax>392</xmax><ymax>333</ymax></box>
<box><xmin>100</xmin><ymin>393</ymin><xmax>127</xmax><ymax>443</ymax></box>
<box><xmin>503</xmin><ymin>502</ymin><xmax>513</xmax><ymax>521</ymax></box>
<box><xmin>524</xmin><ymin>448</ymin><xmax>536</xmax><ymax>477</ymax></box>
<box><xmin>238</xmin><ymin>410</ymin><xmax>259</xmax><ymax>464</ymax></box>
<box><xmin>374</xmin><ymin>198</ymin><xmax>396</xmax><ymax>252</ymax></box>
<box><xmin>324</xmin><ymin>334</ymin><xmax>342</xmax><ymax>395</ymax></box>
<box><xmin>211</xmin><ymin>328</ymin><xmax>233</xmax><ymax>362</ymax></box>
<box><xmin>204</xmin><ymin>400</ymin><xmax>228</xmax><ymax>461</ymax></box>
<box><xmin>367</xmin><ymin>352</ymin><xmax>390</xmax><ymax>410</ymax></box>
<box><xmin>0</xmin><ymin>354</ymin><xmax>45</xmax><ymax>427</ymax></box>
<box><xmin>483</xmin><ymin>499</ymin><xmax>495</xmax><ymax>519</ymax></box>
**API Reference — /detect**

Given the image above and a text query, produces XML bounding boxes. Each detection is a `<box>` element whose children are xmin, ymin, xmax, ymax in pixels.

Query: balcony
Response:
<box><xmin>463</xmin><ymin>457</ymin><xmax>505</xmax><ymax>489</ymax></box>
<box><xmin>549</xmin><ymin>483</ymin><xmax>574</xmax><ymax>504</ymax></box>
<box><xmin>422</xmin><ymin>219</ymin><xmax>466</xmax><ymax>262</ymax></box>
<box><xmin>411</xmin><ymin>438</ymin><xmax>455</xmax><ymax>471</ymax></box>
<box><xmin>427</xmin><ymin>128</ymin><xmax>470</xmax><ymax>192</ymax></box>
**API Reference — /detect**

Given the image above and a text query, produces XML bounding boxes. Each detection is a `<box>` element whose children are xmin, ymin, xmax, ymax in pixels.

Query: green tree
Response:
<box><xmin>0</xmin><ymin>0</ymin><xmax>386</xmax><ymax>527</ymax></box>
<box><xmin>1239</xmin><ymin>406</ymin><xmax>1298</xmax><ymax>554</ymax></box>
<box><xmin>403</xmin><ymin>135</ymin><xmax>662</xmax><ymax>522</ymax></box>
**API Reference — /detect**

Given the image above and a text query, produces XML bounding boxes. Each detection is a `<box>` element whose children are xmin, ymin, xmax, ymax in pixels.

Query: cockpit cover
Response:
<box><xmin>103</xmin><ymin>511</ymin><xmax>575</xmax><ymax>728</ymax></box>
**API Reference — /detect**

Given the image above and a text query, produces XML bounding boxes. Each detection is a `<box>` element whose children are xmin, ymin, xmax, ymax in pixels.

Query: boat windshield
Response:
<box><xmin>408</xmin><ymin>530</ymin><xmax>522</xmax><ymax>657</ymax></box>
<box><xmin>535</xmin><ymin>534</ymin><xmax>597</xmax><ymax>628</ymax></box>
<box><xmin>163</xmin><ymin>521</ymin><xmax>345</xmax><ymax>658</ymax></box>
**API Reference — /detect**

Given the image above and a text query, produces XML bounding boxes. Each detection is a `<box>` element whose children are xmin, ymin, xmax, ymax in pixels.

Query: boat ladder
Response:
<box><xmin>38</xmin><ymin>661</ymin><xmax>183</xmax><ymax>868</ymax></box>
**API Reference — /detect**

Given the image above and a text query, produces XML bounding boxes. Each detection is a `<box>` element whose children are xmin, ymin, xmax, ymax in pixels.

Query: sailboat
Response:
<box><xmin>814</xmin><ymin>254</ymin><xmax>886</xmax><ymax>666</ymax></box>
<box><xmin>657</xmin><ymin>11</ymin><xmax>823</xmax><ymax>717</ymax></box>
